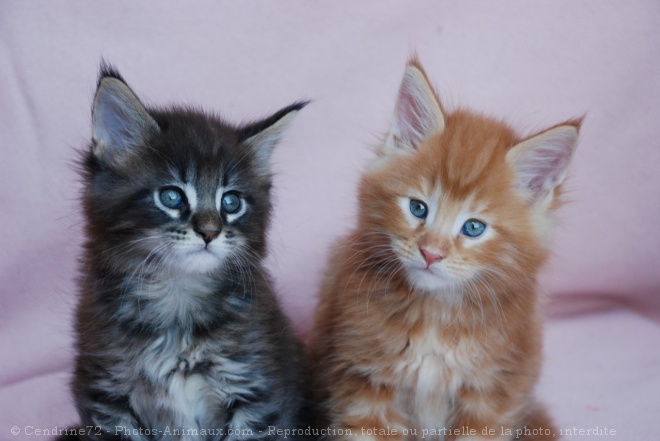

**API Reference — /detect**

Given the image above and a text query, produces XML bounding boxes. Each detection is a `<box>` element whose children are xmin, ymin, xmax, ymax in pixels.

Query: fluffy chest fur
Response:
<box><xmin>78</xmin><ymin>270</ymin><xmax>302</xmax><ymax>440</ymax></box>
<box><xmin>395</xmin><ymin>312</ymin><xmax>496</xmax><ymax>431</ymax></box>
<box><xmin>91</xmin><ymin>276</ymin><xmax>272</xmax><ymax>434</ymax></box>
<box><xmin>117</xmin><ymin>275</ymin><xmax>219</xmax><ymax>328</ymax></box>
<box><xmin>127</xmin><ymin>331</ymin><xmax>255</xmax><ymax>433</ymax></box>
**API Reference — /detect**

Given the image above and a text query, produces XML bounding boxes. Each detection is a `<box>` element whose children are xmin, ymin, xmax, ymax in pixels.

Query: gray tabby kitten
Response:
<box><xmin>60</xmin><ymin>65</ymin><xmax>309</xmax><ymax>440</ymax></box>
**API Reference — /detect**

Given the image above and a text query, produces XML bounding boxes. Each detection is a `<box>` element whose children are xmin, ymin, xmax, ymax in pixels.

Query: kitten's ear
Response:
<box><xmin>506</xmin><ymin>120</ymin><xmax>581</xmax><ymax>207</ymax></box>
<box><xmin>91</xmin><ymin>66</ymin><xmax>159</xmax><ymax>164</ymax></box>
<box><xmin>239</xmin><ymin>101</ymin><xmax>308</xmax><ymax>170</ymax></box>
<box><xmin>382</xmin><ymin>59</ymin><xmax>445</xmax><ymax>155</ymax></box>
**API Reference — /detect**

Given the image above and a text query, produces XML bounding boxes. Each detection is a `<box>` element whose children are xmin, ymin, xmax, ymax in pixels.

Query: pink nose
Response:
<box><xmin>420</xmin><ymin>248</ymin><xmax>444</xmax><ymax>267</ymax></box>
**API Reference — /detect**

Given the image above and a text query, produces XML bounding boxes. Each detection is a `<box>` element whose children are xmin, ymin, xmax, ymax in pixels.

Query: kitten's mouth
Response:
<box><xmin>185</xmin><ymin>242</ymin><xmax>215</xmax><ymax>252</ymax></box>
<box><xmin>411</xmin><ymin>262</ymin><xmax>452</xmax><ymax>280</ymax></box>
<box><xmin>180</xmin><ymin>244</ymin><xmax>216</xmax><ymax>258</ymax></box>
<box><xmin>415</xmin><ymin>262</ymin><xmax>439</xmax><ymax>273</ymax></box>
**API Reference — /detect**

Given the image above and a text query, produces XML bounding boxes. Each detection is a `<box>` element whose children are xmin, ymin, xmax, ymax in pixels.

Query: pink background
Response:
<box><xmin>1</xmin><ymin>2</ymin><xmax>659</xmax><ymax>439</ymax></box>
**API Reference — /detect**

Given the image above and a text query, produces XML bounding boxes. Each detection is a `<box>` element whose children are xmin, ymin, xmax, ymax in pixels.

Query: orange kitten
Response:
<box><xmin>308</xmin><ymin>58</ymin><xmax>580</xmax><ymax>441</ymax></box>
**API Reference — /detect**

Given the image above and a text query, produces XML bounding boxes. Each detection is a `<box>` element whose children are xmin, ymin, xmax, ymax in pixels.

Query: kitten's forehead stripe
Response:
<box><xmin>409</xmin><ymin>111</ymin><xmax>520</xmax><ymax>202</ymax></box>
<box><xmin>220</xmin><ymin>164</ymin><xmax>228</xmax><ymax>189</ymax></box>
<box><xmin>177</xmin><ymin>164</ymin><xmax>188</xmax><ymax>184</ymax></box>
<box><xmin>197</xmin><ymin>168</ymin><xmax>221</xmax><ymax>204</ymax></box>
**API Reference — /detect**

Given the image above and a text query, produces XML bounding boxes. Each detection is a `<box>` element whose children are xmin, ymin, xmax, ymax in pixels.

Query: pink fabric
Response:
<box><xmin>1</xmin><ymin>2</ymin><xmax>659</xmax><ymax>439</ymax></box>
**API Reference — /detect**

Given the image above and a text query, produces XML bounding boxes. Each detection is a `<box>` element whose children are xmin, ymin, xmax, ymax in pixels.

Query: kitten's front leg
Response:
<box><xmin>445</xmin><ymin>416</ymin><xmax>511</xmax><ymax>441</ymax></box>
<box><xmin>447</xmin><ymin>394</ymin><xmax>555</xmax><ymax>441</ymax></box>
<box><xmin>328</xmin><ymin>376</ymin><xmax>408</xmax><ymax>441</ymax></box>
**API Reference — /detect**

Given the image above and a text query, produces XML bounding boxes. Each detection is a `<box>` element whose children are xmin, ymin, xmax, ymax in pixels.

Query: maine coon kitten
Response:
<box><xmin>308</xmin><ymin>58</ymin><xmax>580</xmax><ymax>441</ymax></box>
<box><xmin>61</xmin><ymin>65</ymin><xmax>310</xmax><ymax>440</ymax></box>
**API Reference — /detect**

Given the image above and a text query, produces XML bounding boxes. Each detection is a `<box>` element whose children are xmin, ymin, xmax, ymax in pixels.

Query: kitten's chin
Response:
<box><xmin>174</xmin><ymin>248</ymin><xmax>225</xmax><ymax>275</ymax></box>
<box><xmin>405</xmin><ymin>266</ymin><xmax>457</xmax><ymax>295</ymax></box>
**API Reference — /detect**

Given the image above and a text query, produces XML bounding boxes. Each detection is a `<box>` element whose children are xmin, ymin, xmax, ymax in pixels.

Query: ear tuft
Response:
<box><xmin>91</xmin><ymin>64</ymin><xmax>159</xmax><ymax>164</ymax></box>
<box><xmin>383</xmin><ymin>59</ymin><xmax>445</xmax><ymax>155</ymax></box>
<box><xmin>240</xmin><ymin>101</ymin><xmax>308</xmax><ymax>170</ymax></box>
<box><xmin>506</xmin><ymin>121</ymin><xmax>581</xmax><ymax>206</ymax></box>
<box><xmin>97</xmin><ymin>59</ymin><xmax>126</xmax><ymax>87</ymax></box>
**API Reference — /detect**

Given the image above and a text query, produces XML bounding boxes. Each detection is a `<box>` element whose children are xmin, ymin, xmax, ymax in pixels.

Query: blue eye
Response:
<box><xmin>462</xmin><ymin>219</ymin><xmax>486</xmax><ymax>237</ymax></box>
<box><xmin>221</xmin><ymin>192</ymin><xmax>241</xmax><ymax>214</ymax></box>
<box><xmin>159</xmin><ymin>187</ymin><xmax>186</xmax><ymax>209</ymax></box>
<box><xmin>409</xmin><ymin>199</ymin><xmax>428</xmax><ymax>219</ymax></box>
